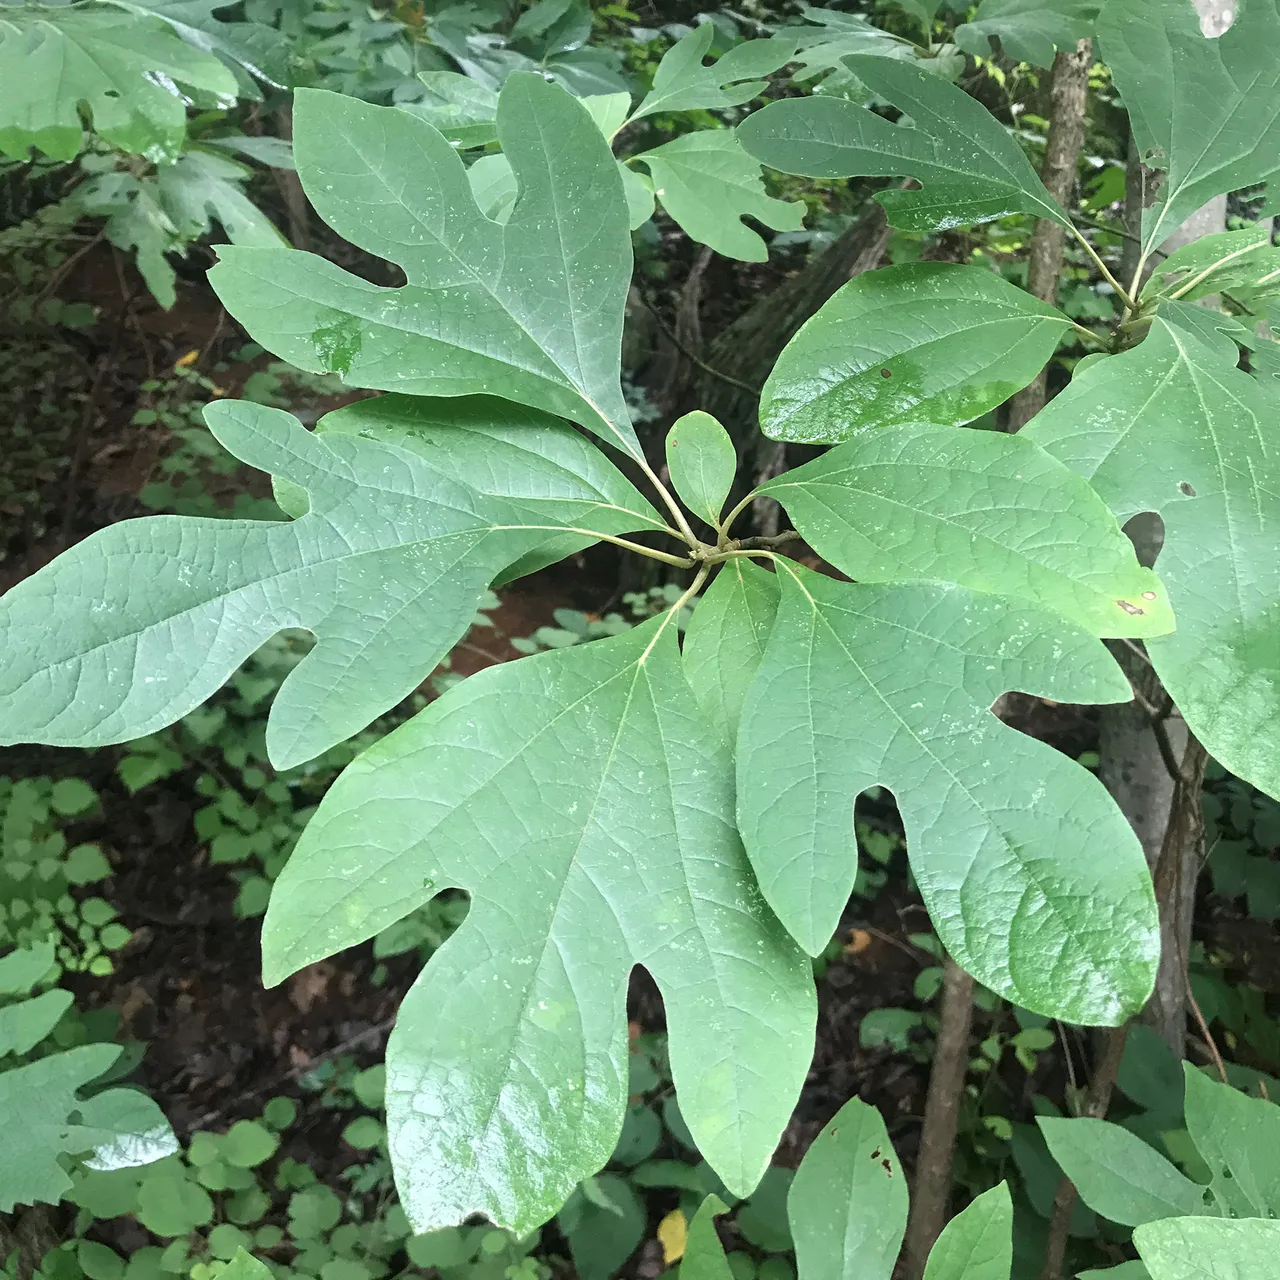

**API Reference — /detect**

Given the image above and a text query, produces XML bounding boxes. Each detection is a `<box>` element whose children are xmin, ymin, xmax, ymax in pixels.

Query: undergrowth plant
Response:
<box><xmin>1</xmin><ymin>1</ymin><xmax>1278</xmax><ymax>1276</ymax></box>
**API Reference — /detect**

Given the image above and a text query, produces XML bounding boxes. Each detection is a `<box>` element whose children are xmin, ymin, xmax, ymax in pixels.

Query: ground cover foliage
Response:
<box><xmin>2</xmin><ymin>1</ymin><xmax>1280</xmax><ymax>1278</ymax></box>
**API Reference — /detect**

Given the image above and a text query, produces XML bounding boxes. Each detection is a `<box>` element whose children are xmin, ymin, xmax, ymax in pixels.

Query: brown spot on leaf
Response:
<box><xmin>1116</xmin><ymin>600</ymin><xmax>1144</xmax><ymax>616</ymax></box>
<box><xmin>880</xmin><ymin>368</ymin><xmax>892</xmax><ymax>378</ymax></box>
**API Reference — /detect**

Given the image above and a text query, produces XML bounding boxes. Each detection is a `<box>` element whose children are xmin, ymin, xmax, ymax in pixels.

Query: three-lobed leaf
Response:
<box><xmin>209</xmin><ymin>77</ymin><xmax>642</xmax><ymax>458</ymax></box>
<box><xmin>1024</xmin><ymin>312</ymin><xmax>1280</xmax><ymax>801</ymax></box>
<box><xmin>0</xmin><ymin>398</ymin><xmax>659</xmax><ymax>770</ymax></box>
<box><xmin>1099</xmin><ymin>0</ymin><xmax>1280</xmax><ymax>251</ymax></box>
<box><xmin>757</xmin><ymin>420</ymin><xmax>1173</xmax><ymax>639</ymax></box>
<box><xmin>735</xmin><ymin>563</ymin><xmax>1159</xmax><ymax>1023</ymax></box>
<box><xmin>738</xmin><ymin>56</ymin><xmax>1070</xmax><ymax>232</ymax></box>
<box><xmin>759</xmin><ymin>264</ymin><xmax>1074</xmax><ymax>442</ymax></box>
<box><xmin>261</xmin><ymin>617</ymin><xmax>815</xmax><ymax>1234</ymax></box>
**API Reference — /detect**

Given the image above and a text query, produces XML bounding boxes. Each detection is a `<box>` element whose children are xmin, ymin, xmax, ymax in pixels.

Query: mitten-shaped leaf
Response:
<box><xmin>0</xmin><ymin>400</ymin><xmax>657</xmax><ymax>770</ymax></box>
<box><xmin>1038</xmin><ymin>1117</ymin><xmax>1206</xmax><ymax>1226</ymax></box>
<box><xmin>760</xmin><ymin>265</ymin><xmax>1073</xmax><ymax>441</ymax></box>
<box><xmin>261</xmin><ymin>618</ymin><xmax>815</xmax><ymax>1234</ymax></box>
<box><xmin>1024</xmin><ymin>314</ymin><xmax>1280</xmax><ymax>800</ymax></box>
<box><xmin>631</xmin><ymin>132</ymin><xmax>805</xmax><ymax>263</ymax></box>
<box><xmin>665</xmin><ymin>411</ymin><xmax>737</xmax><ymax>528</ymax></box>
<box><xmin>209</xmin><ymin>77</ymin><xmax>642</xmax><ymax>458</ymax></box>
<box><xmin>758</xmin><ymin>421</ymin><xmax>1173</xmax><ymax>639</ymax></box>
<box><xmin>0</xmin><ymin>8</ymin><xmax>237</xmax><ymax>162</ymax></box>
<box><xmin>736</xmin><ymin>565</ymin><xmax>1158</xmax><ymax>1024</ymax></box>
<box><xmin>1099</xmin><ymin>0</ymin><xmax>1280</xmax><ymax>252</ymax></box>
<box><xmin>631</xmin><ymin>23</ymin><xmax>798</xmax><ymax>120</ymax></box>
<box><xmin>955</xmin><ymin>0</ymin><xmax>1099</xmax><ymax>68</ymax></box>
<box><xmin>737</xmin><ymin>56</ymin><xmax>1070</xmax><ymax>232</ymax></box>
<box><xmin>789</xmin><ymin>1098</ymin><xmax>907</xmax><ymax>1280</ymax></box>
<box><xmin>684</xmin><ymin>560</ymin><xmax>780</xmax><ymax>740</ymax></box>
<box><xmin>1134</xmin><ymin>1217</ymin><xmax>1280</xmax><ymax>1280</ymax></box>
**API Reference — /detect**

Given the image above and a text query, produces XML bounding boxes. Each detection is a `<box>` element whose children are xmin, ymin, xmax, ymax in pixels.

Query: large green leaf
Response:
<box><xmin>1182</xmin><ymin>1066</ymin><xmax>1280</xmax><ymax>1218</ymax></box>
<box><xmin>631</xmin><ymin>131</ymin><xmax>805</xmax><ymax>263</ymax></box>
<box><xmin>209</xmin><ymin>77</ymin><xmax>643</xmax><ymax>459</ymax></box>
<box><xmin>1023</xmin><ymin>313</ymin><xmax>1280</xmax><ymax>800</ymax></box>
<box><xmin>1037</xmin><ymin>1117</ymin><xmax>1206</xmax><ymax>1226</ymax></box>
<box><xmin>630</xmin><ymin>23</ymin><xmax>798</xmax><ymax>121</ymax></box>
<box><xmin>757</xmin><ymin>421</ymin><xmax>1173</xmax><ymax>639</ymax></box>
<box><xmin>922</xmin><ymin>1184</ymin><xmax>1013</xmax><ymax>1280</ymax></box>
<box><xmin>759</xmin><ymin>264</ymin><xmax>1072</xmax><ymax>441</ymax></box>
<box><xmin>955</xmin><ymin>0</ymin><xmax>1099</xmax><ymax>68</ymax></box>
<box><xmin>0</xmin><ymin>1043</ymin><xmax>177</xmax><ymax>1211</ymax></box>
<box><xmin>788</xmin><ymin>1097</ymin><xmax>907</xmax><ymax>1280</ymax></box>
<box><xmin>1141</xmin><ymin>224</ymin><xmax>1280</xmax><ymax>306</ymax></box>
<box><xmin>0</xmin><ymin>5</ymin><xmax>238</xmax><ymax>162</ymax></box>
<box><xmin>737</xmin><ymin>56</ymin><xmax>1070</xmax><ymax>232</ymax></box>
<box><xmin>1134</xmin><ymin>1217</ymin><xmax>1280</xmax><ymax>1280</ymax></box>
<box><xmin>735</xmin><ymin>564</ymin><xmax>1158</xmax><ymax>1023</ymax></box>
<box><xmin>261</xmin><ymin>618</ymin><xmax>815</xmax><ymax>1234</ymax></box>
<box><xmin>683</xmin><ymin>560</ymin><xmax>780</xmax><ymax>742</ymax></box>
<box><xmin>0</xmin><ymin>399</ymin><xmax>657</xmax><ymax>770</ymax></box>
<box><xmin>1098</xmin><ymin>0</ymin><xmax>1280</xmax><ymax>252</ymax></box>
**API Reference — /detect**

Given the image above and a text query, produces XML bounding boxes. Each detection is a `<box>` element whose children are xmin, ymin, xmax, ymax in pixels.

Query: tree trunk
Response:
<box><xmin>1007</xmin><ymin>39</ymin><xmax>1093</xmax><ymax>431</ymax></box>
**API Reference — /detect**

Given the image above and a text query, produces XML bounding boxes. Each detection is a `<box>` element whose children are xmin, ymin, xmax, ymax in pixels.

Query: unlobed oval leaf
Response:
<box><xmin>788</xmin><ymin>1097</ymin><xmax>907</xmax><ymax>1280</ymax></box>
<box><xmin>759</xmin><ymin>264</ymin><xmax>1073</xmax><ymax>441</ymax></box>
<box><xmin>665</xmin><ymin>411</ymin><xmax>737</xmax><ymax>528</ymax></box>
<box><xmin>261</xmin><ymin>617</ymin><xmax>815</xmax><ymax>1234</ymax></box>
<box><xmin>735</xmin><ymin>564</ymin><xmax>1158</xmax><ymax>1024</ymax></box>
<box><xmin>737</xmin><ymin>56</ymin><xmax>1069</xmax><ymax>232</ymax></box>
<box><xmin>757</xmin><ymin>420</ymin><xmax>1173</xmax><ymax>638</ymax></box>
<box><xmin>922</xmin><ymin>1183</ymin><xmax>1012</xmax><ymax>1280</ymax></box>
<box><xmin>1023</xmin><ymin>313</ymin><xmax>1280</xmax><ymax>801</ymax></box>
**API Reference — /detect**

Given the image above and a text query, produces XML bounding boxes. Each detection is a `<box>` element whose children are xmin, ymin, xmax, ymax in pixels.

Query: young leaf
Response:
<box><xmin>1023</xmin><ymin>313</ymin><xmax>1280</xmax><ymax>800</ymax></box>
<box><xmin>1181</xmin><ymin>1065</ymin><xmax>1280</xmax><ymax>1218</ymax></box>
<box><xmin>261</xmin><ymin>617</ymin><xmax>815</xmax><ymax>1234</ymax></box>
<box><xmin>788</xmin><ymin>1097</ymin><xmax>907</xmax><ymax>1280</ymax></box>
<box><xmin>632</xmin><ymin>132</ymin><xmax>805</xmax><ymax>263</ymax></box>
<box><xmin>209</xmin><ymin>77</ymin><xmax>642</xmax><ymax>458</ymax></box>
<box><xmin>922</xmin><ymin>1183</ymin><xmax>1013</xmax><ymax>1280</ymax></box>
<box><xmin>760</xmin><ymin>264</ymin><xmax>1073</xmax><ymax>441</ymax></box>
<box><xmin>1099</xmin><ymin>0</ymin><xmax>1280</xmax><ymax>251</ymax></box>
<box><xmin>757</xmin><ymin>421</ymin><xmax>1173</xmax><ymax>639</ymax></box>
<box><xmin>737</xmin><ymin>56</ymin><xmax>1070</xmax><ymax>232</ymax></box>
<box><xmin>0</xmin><ymin>400</ymin><xmax>656</xmax><ymax>770</ymax></box>
<box><xmin>1134</xmin><ymin>1217</ymin><xmax>1280</xmax><ymax>1280</ymax></box>
<box><xmin>735</xmin><ymin>564</ymin><xmax>1159</xmax><ymax>1024</ymax></box>
<box><xmin>955</xmin><ymin>0</ymin><xmax>1099</xmax><ymax>69</ymax></box>
<box><xmin>680</xmin><ymin>1196</ymin><xmax>733</xmax><ymax>1280</ymax></box>
<box><xmin>0</xmin><ymin>7</ymin><xmax>237</xmax><ymax>162</ymax></box>
<box><xmin>1037</xmin><ymin>1117</ymin><xmax>1206</xmax><ymax>1226</ymax></box>
<box><xmin>665</xmin><ymin>411</ymin><xmax>737</xmax><ymax>528</ymax></box>
<box><xmin>1141</xmin><ymin>224</ymin><xmax>1280</xmax><ymax>306</ymax></box>
<box><xmin>683</xmin><ymin>560</ymin><xmax>780</xmax><ymax>740</ymax></box>
<box><xmin>630</xmin><ymin>24</ymin><xmax>798</xmax><ymax>121</ymax></box>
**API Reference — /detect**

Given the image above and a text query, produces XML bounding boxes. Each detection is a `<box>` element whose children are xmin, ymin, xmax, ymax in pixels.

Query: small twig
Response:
<box><xmin>637</xmin><ymin>290</ymin><xmax>763</xmax><ymax>397</ymax></box>
<box><xmin>727</xmin><ymin>529</ymin><xmax>801</xmax><ymax>553</ymax></box>
<box><xmin>1186</xmin><ymin>981</ymin><xmax>1227</xmax><ymax>1084</ymax></box>
<box><xmin>1055</xmin><ymin>1021</ymin><xmax>1079</xmax><ymax>1098</ymax></box>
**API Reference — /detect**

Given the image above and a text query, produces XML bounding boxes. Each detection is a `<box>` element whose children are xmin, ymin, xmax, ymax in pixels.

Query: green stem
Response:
<box><xmin>489</xmin><ymin>524</ymin><xmax>694</xmax><ymax>568</ymax></box>
<box><xmin>636</xmin><ymin>454</ymin><xmax>700</xmax><ymax>548</ymax></box>
<box><xmin>1069</xmin><ymin>223</ymin><xmax>1134</xmax><ymax>309</ymax></box>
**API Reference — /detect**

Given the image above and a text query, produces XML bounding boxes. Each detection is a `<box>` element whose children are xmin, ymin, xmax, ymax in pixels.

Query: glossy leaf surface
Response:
<box><xmin>1024</xmin><ymin>314</ymin><xmax>1280</xmax><ymax>800</ymax></box>
<box><xmin>922</xmin><ymin>1184</ymin><xmax>1013</xmax><ymax>1280</ymax></box>
<box><xmin>1099</xmin><ymin>0</ymin><xmax>1280</xmax><ymax>251</ymax></box>
<box><xmin>262</xmin><ymin>618</ymin><xmax>815</xmax><ymax>1234</ymax></box>
<box><xmin>632</xmin><ymin>131</ymin><xmax>805</xmax><ymax>263</ymax></box>
<box><xmin>0</xmin><ymin>400</ymin><xmax>655</xmax><ymax>770</ymax></box>
<box><xmin>737</xmin><ymin>56</ymin><xmax>1069</xmax><ymax>232</ymax></box>
<box><xmin>758</xmin><ymin>421</ymin><xmax>1173</xmax><ymax>639</ymax></box>
<box><xmin>1038</xmin><ymin>1117</ymin><xmax>1206</xmax><ymax>1226</ymax></box>
<box><xmin>760</xmin><ymin>264</ymin><xmax>1071</xmax><ymax>441</ymax></box>
<box><xmin>789</xmin><ymin>1097</ymin><xmax>907</xmax><ymax>1280</ymax></box>
<box><xmin>1134</xmin><ymin>1217</ymin><xmax>1280</xmax><ymax>1280</ymax></box>
<box><xmin>209</xmin><ymin>78</ymin><xmax>642</xmax><ymax>458</ymax></box>
<box><xmin>736</xmin><ymin>565</ymin><xmax>1158</xmax><ymax>1023</ymax></box>
<box><xmin>0</xmin><ymin>7</ymin><xmax>237</xmax><ymax>162</ymax></box>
